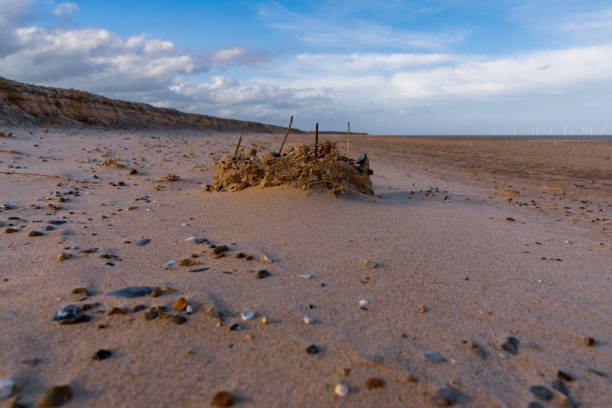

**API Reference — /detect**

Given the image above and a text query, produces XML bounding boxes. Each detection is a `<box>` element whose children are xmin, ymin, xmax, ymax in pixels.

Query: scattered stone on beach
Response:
<box><xmin>4</xmin><ymin>227</ymin><xmax>19</xmax><ymax>233</ymax></box>
<box><xmin>28</xmin><ymin>230</ymin><xmax>43</xmax><ymax>237</ymax></box>
<box><xmin>582</xmin><ymin>336</ymin><xmax>596</xmax><ymax>346</ymax></box>
<box><xmin>303</xmin><ymin>315</ymin><xmax>315</xmax><ymax>324</ymax></box>
<box><xmin>334</xmin><ymin>383</ymin><xmax>349</xmax><ymax>397</ymax></box>
<box><xmin>107</xmin><ymin>286</ymin><xmax>153</xmax><ymax>298</ymax></box>
<box><xmin>189</xmin><ymin>267</ymin><xmax>210</xmax><ymax>272</ymax></box>
<box><xmin>306</xmin><ymin>344</ymin><xmax>320</xmax><ymax>354</ymax></box>
<box><xmin>56</xmin><ymin>252</ymin><xmax>71</xmax><ymax>262</ymax></box>
<box><xmin>133</xmin><ymin>305</ymin><xmax>147</xmax><ymax>313</ymax></box>
<box><xmin>173</xmin><ymin>296</ymin><xmax>188</xmax><ymax>311</ymax></box>
<box><xmin>365</xmin><ymin>377</ymin><xmax>385</xmax><ymax>390</ymax></box>
<box><xmin>529</xmin><ymin>385</ymin><xmax>553</xmax><ymax>401</ymax></box>
<box><xmin>462</xmin><ymin>340</ymin><xmax>487</xmax><ymax>359</ymax></box>
<box><xmin>107</xmin><ymin>307</ymin><xmax>127</xmax><ymax>315</ymax></box>
<box><xmin>241</xmin><ymin>310</ymin><xmax>256</xmax><ymax>321</ymax></box>
<box><xmin>506</xmin><ymin>217</ymin><xmax>516</xmax><ymax>222</ymax></box>
<box><xmin>359</xmin><ymin>299</ymin><xmax>369</xmax><ymax>309</ymax></box>
<box><xmin>299</xmin><ymin>274</ymin><xmax>313</xmax><ymax>279</ymax></box>
<box><xmin>79</xmin><ymin>248</ymin><xmax>98</xmax><ymax>254</ymax></box>
<box><xmin>432</xmin><ymin>387</ymin><xmax>458</xmax><ymax>406</ymax></box>
<box><xmin>136</xmin><ymin>238</ymin><xmax>151</xmax><ymax>246</ymax></box>
<box><xmin>425</xmin><ymin>352</ymin><xmax>447</xmax><ymax>364</ymax></box>
<box><xmin>0</xmin><ymin>379</ymin><xmax>15</xmax><ymax>399</ymax></box>
<box><xmin>363</xmin><ymin>260</ymin><xmax>381</xmax><ymax>269</ymax></box>
<box><xmin>92</xmin><ymin>349</ymin><xmax>112</xmax><ymax>361</ymax></box>
<box><xmin>60</xmin><ymin>314</ymin><xmax>91</xmax><ymax>324</ymax></box>
<box><xmin>213</xmin><ymin>245</ymin><xmax>229</xmax><ymax>255</ymax></box>
<box><xmin>39</xmin><ymin>385</ymin><xmax>73</xmax><ymax>407</ymax></box>
<box><xmin>229</xmin><ymin>323</ymin><xmax>242</xmax><ymax>331</ymax></box>
<box><xmin>261</xmin><ymin>254</ymin><xmax>275</xmax><ymax>263</ymax></box>
<box><xmin>233</xmin><ymin>252</ymin><xmax>246</xmax><ymax>259</ymax></box>
<box><xmin>144</xmin><ymin>309</ymin><xmax>158</xmax><ymax>321</ymax></box>
<box><xmin>179</xmin><ymin>258</ymin><xmax>198</xmax><ymax>267</ymax></box>
<box><xmin>557</xmin><ymin>370</ymin><xmax>574</xmax><ymax>382</ymax></box>
<box><xmin>53</xmin><ymin>305</ymin><xmax>80</xmax><ymax>321</ymax></box>
<box><xmin>256</xmin><ymin>270</ymin><xmax>270</xmax><ymax>279</ymax></box>
<box><xmin>551</xmin><ymin>380</ymin><xmax>569</xmax><ymax>396</ymax></box>
<box><xmin>500</xmin><ymin>336</ymin><xmax>519</xmax><ymax>355</ymax></box>
<box><xmin>185</xmin><ymin>305</ymin><xmax>194</xmax><ymax>314</ymax></box>
<box><xmin>171</xmin><ymin>314</ymin><xmax>187</xmax><ymax>325</ymax></box>
<box><xmin>71</xmin><ymin>288</ymin><xmax>90</xmax><ymax>298</ymax></box>
<box><xmin>211</xmin><ymin>391</ymin><xmax>235</xmax><ymax>407</ymax></box>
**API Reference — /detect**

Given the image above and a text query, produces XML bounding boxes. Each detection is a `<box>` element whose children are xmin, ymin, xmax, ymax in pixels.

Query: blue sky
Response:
<box><xmin>2</xmin><ymin>0</ymin><xmax>612</xmax><ymax>134</ymax></box>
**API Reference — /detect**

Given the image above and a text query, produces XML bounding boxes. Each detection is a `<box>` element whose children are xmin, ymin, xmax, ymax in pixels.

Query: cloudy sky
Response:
<box><xmin>2</xmin><ymin>0</ymin><xmax>612</xmax><ymax>134</ymax></box>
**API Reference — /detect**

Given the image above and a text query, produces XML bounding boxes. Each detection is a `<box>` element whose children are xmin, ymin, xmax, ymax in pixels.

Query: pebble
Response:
<box><xmin>528</xmin><ymin>402</ymin><xmax>546</xmax><ymax>408</ymax></box>
<box><xmin>213</xmin><ymin>245</ymin><xmax>229</xmax><ymax>255</ymax></box>
<box><xmin>529</xmin><ymin>385</ymin><xmax>553</xmax><ymax>401</ymax></box>
<box><xmin>107</xmin><ymin>286</ymin><xmax>153</xmax><ymax>298</ymax></box>
<box><xmin>92</xmin><ymin>349</ymin><xmax>112</xmax><ymax>361</ymax></box>
<box><xmin>299</xmin><ymin>274</ymin><xmax>313</xmax><ymax>279</ymax></box>
<box><xmin>56</xmin><ymin>252</ymin><xmax>71</xmax><ymax>262</ymax></box>
<box><xmin>425</xmin><ymin>352</ymin><xmax>447</xmax><ymax>364</ymax></box>
<box><xmin>28</xmin><ymin>230</ymin><xmax>43</xmax><ymax>237</ymax></box>
<box><xmin>71</xmin><ymin>288</ymin><xmax>90</xmax><ymax>298</ymax></box>
<box><xmin>0</xmin><ymin>379</ymin><xmax>15</xmax><ymax>399</ymax></box>
<box><xmin>256</xmin><ymin>270</ymin><xmax>271</xmax><ymax>279</ymax></box>
<box><xmin>557</xmin><ymin>370</ymin><xmax>574</xmax><ymax>382</ymax></box>
<box><xmin>185</xmin><ymin>305</ymin><xmax>194</xmax><ymax>314</ymax></box>
<box><xmin>303</xmin><ymin>315</ymin><xmax>315</xmax><ymax>324</ymax></box>
<box><xmin>306</xmin><ymin>344</ymin><xmax>320</xmax><ymax>354</ymax></box>
<box><xmin>359</xmin><ymin>299</ymin><xmax>369</xmax><ymax>309</ymax></box>
<box><xmin>144</xmin><ymin>309</ymin><xmax>158</xmax><ymax>320</ymax></box>
<box><xmin>241</xmin><ymin>310</ymin><xmax>256</xmax><ymax>321</ymax></box>
<box><xmin>334</xmin><ymin>383</ymin><xmax>349</xmax><ymax>397</ymax></box>
<box><xmin>39</xmin><ymin>385</ymin><xmax>73</xmax><ymax>407</ymax></box>
<box><xmin>432</xmin><ymin>387</ymin><xmax>458</xmax><ymax>406</ymax></box>
<box><xmin>107</xmin><ymin>307</ymin><xmax>127</xmax><ymax>315</ymax></box>
<box><xmin>4</xmin><ymin>227</ymin><xmax>19</xmax><ymax>233</ymax></box>
<box><xmin>582</xmin><ymin>336</ymin><xmax>596</xmax><ymax>346</ymax></box>
<box><xmin>189</xmin><ymin>267</ymin><xmax>209</xmax><ymax>272</ymax></box>
<box><xmin>365</xmin><ymin>377</ymin><xmax>385</xmax><ymax>389</ymax></box>
<box><xmin>363</xmin><ymin>260</ymin><xmax>381</xmax><ymax>269</ymax></box>
<box><xmin>462</xmin><ymin>340</ymin><xmax>487</xmax><ymax>359</ymax></box>
<box><xmin>136</xmin><ymin>238</ymin><xmax>151</xmax><ymax>246</ymax></box>
<box><xmin>500</xmin><ymin>336</ymin><xmax>519</xmax><ymax>354</ymax></box>
<box><xmin>179</xmin><ymin>258</ymin><xmax>198</xmax><ymax>267</ymax></box>
<box><xmin>262</xmin><ymin>254</ymin><xmax>274</xmax><ymax>263</ymax></box>
<box><xmin>211</xmin><ymin>391</ymin><xmax>235</xmax><ymax>407</ymax></box>
<box><xmin>551</xmin><ymin>380</ymin><xmax>569</xmax><ymax>396</ymax></box>
<box><xmin>173</xmin><ymin>296</ymin><xmax>188</xmax><ymax>311</ymax></box>
<box><xmin>171</xmin><ymin>315</ymin><xmax>187</xmax><ymax>325</ymax></box>
<box><xmin>60</xmin><ymin>314</ymin><xmax>91</xmax><ymax>324</ymax></box>
<box><xmin>165</xmin><ymin>260</ymin><xmax>177</xmax><ymax>268</ymax></box>
<box><xmin>1</xmin><ymin>203</ymin><xmax>13</xmax><ymax>210</ymax></box>
<box><xmin>53</xmin><ymin>305</ymin><xmax>80</xmax><ymax>321</ymax></box>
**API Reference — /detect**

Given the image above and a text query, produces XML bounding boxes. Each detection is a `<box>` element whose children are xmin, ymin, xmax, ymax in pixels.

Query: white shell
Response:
<box><xmin>165</xmin><ymin>260</ymin><xmax>177</xmax><ymax>267</ymax></box>
<box><xmin>359</xmin><ymin>299</ymin><xmax>369</xmax><ymax>308</ymax></box>
<box><xmin>334</xmin><ymin>383</ymin><xmax>349</xmax><ymax>397</ymax></box>
<box><xmin>303</xmin><ymin>315</ymin><xmax>315</xmax><ymax>324</ymax></box>
<box><xmin>241</xmin><ymin>310</ymin><xmax>256</xmax><ymax>321</ymax></box>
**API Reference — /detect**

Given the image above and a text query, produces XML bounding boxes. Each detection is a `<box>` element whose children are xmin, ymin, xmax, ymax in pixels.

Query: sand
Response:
<box><xmin>0</xmin><ymin>128</ymin><xmax>610</xmax><ymax>407</ymax></box>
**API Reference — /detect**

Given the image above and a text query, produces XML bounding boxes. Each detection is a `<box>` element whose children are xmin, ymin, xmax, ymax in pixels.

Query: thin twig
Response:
<box><xmin>0</xmin><ymin>171</ymin><xmax>69</xmax><ymax>180</ymax></box>
<box><xmin>278</xmin><ymin>115</ymin><xmax>294</xmax><ymax>155</ymax></box>
<box><xmin>232</xmin><ymin>132</ymin><xmax>243</xmax><ymax>160</ymax></box>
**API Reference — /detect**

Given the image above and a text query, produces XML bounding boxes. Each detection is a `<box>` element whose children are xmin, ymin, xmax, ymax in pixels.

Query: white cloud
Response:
<box><xmin>53</xmin><ymin>2</ymin><xmax>78</xmax><ymax>16</ymax></box>
<box><xmin>211</xmin><ymin>47</ymin><xmax>245</xmax><ymax>61</ymax></box>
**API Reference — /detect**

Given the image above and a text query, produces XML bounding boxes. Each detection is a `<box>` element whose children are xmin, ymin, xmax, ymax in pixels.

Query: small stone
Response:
<box><xmin>582</xmin><ymin>336</ymin><xmax>596</xmax><ymax>346</ymax></box>
<box><xmin>4</xmin><ymin>227</ymin><xmax>19</xmax><ymax>233</ymax></box>
<box><xmin>303</xmin><ymin>315</ymin><xmax>315</xmax><ymax>324</ymax></box>
<box><xmin>0</xmin><ymin>379</ymin><xmax>15</xmax><ymax>399</ymax></box>
<box><xmin>299</xmin><ymin>274</ymin><xmax>313</xmax><ymax>279</ymax></box>
<box><xmin>363</xmin><ymin>260</ymin><xmax>380</xmax><ymax>269</ymax></box>
<box><xmin>233</xmin><ymin>252</ymin><xmax>246</xmax><ymax>259</ymax></box>
<box><xmin>60</xmin><ymin>314</ymin><xmax>91</xmax><ymax>324</ymax></box>
<box><xmin>334</xmin><ymin>383</ymin><xmax>349</xmax><ymax>397</ymax></box>
<box><xmin>185</xmin><ymin>305</ymin><xmax>194</xmax><ymax>314</ymax></box>
<box><xmin>28</xmin><ymin>230</ymin><xmax>43</xmax><ymax>237</ymax></box>
<box><xmin>53</xmin><ymin>305</ymin><xmax>80</xmax><ymax>321</ymax></box>
<box><xmin>128</xmin><ymin>168</ymin><xmax>138</xmax><ymax>175</ymax></box>
<box><xmin>107</xmin><ymin>286</ymin><xmax>153</xmax><ymax>298</ymax></box>
<box><xmin>133</xmin><ymin>305</ymin><xmax>147</xmax><ymax>312</ymax></box>
<box><xmin>551</xmin><ymin>380</ymin><xmax>569</xmax><ymax>396</ymax></box>
<box><xmin>306</xmin><ymin>344</ymin><xmax>320</xmax><ymax>354</ymax></box>
<box><xmin>107</xmin><ymin>307</ymin><xmax>127</xmax><ymax>315</ymax></box>
<box><xmin>500</xmin><ymin>336</ymin><xmax>519</xmax><ymax>354</ymax></box>
<box><xmin>136</xmin><ymin>238</ymin><xmax>151</xmax><ymax>246</ymax></box>
<box><xmin>211</xmin><ymin>391</ymin><xmax>235</xmax><ymax>407</ymax></box>
<box><xmin>241</xmin><ymin>310</ymin><xmax>256</xmax><ymax>321</ymax></box>
<box><xmin>462</xmin><ymin>340</ymin><xmax>486</xmax><ymax>359</ymax></box>
<box><xmin>261</xmin><ymin>317</ymin><xmax>269</xmax><ymax>324</ymax></box>
<box><xmin>425</xmin><ymin>352</ymin><xmax>447</xmax><ymax>364</ymax></box>
<box><xmin>365</xmin><ymin>377</ymin><xmax>385</xmax><ymax>389</ymax></box>
<box><xmin>92</xmin><ymin>349</ymin><xmax>112</xmax><ymax>361</ymax></box>
<box><xmin>256</xmin><ymin>270</ymin><xmax>270</xmax><ymax>279</ymax></box>
<box><xmin>71</xmin><ymin>288</ymin><xmax>90</xmax><ymax>297</ymax></box>
<box><xmin>359</xmin><ymin>299</ymin><xmax>369</xmax><ymax>309</ymax></box>
<box><xmin>179</xmin><ymin>258</ymin><xmax>198</xmax><ymax>267</ymax></box>
<box><xmin>432</xmin><ymin>387</ymin><xmax>458</xmax><ymax>406</ymax></box>
<box><xmin>557</xmin><ymin>370</ymin><xmax>574</xmax><ymax>382</ymax></box>
<box><xmin>527</xmin><ymin>402</ymin><xmax>546</xmax><ymax>408</ymax></box>
<box><xmin>529</xmin><ymin>385</ymin><xmax>553</xmax><ymax>401</ymax></box>
<box><xmin>39</xmin><ymin>385</ymin><xmax>73</xmax><ymax>407</ymax></box>
<box><xmin>144</xmin><ymin>309</ymin><xmax>158</xmax><ymax>320</ymax></box>
<box><xmin>165</xmin><ymin>260</ymin><xmax>177</xmax><ymax>268</ymax></box>
<box><xmin>262</xmin><ymin>254</ymin><xmax>274</xmax><ymax>263</ymax></box>
<box><xmin>173</xmin><ymin>296</ymin><xmax>188</xmax><ymax>311</ymax></box>
<box><xmin>79</xmin><ymin>248</ymin><xmax>98</xmax><ymax>254</ymax></box>
<box><xmin>56</xmin><ymin>252</ymin><xmax>71</xmax><ymax>262</ymax></box>
<box><xmin>171</xmin><ymin>315</ymin><xmax>187</xmax><ymax>325</ymax></box>
<box><xmin>418</xmin><ymin>305</ymin><xmax>427</xmax><ymax>313</ymax></box>
<box><xmin>506</xmin><ymin>217</ymin><xmax>516</xmax><ymax>222</ymax></box>
<box><xmin>229</xmin><ymin>323</ymin><xmax>242</xmax><ymax>331</ymax></box>
<box><xmin>189</xmin><ymin>267</ymin><xmax>210</xmax><ymax>272</ymax></box>
<box><xmin>150</xmin><ymin>287</ymin><xmax>162</xmax><ymax>297</ymax></box>
<box><xmin>212</xmin><ymin>245</ymin><xmax>229</xmax><ymax>255</ymax></box>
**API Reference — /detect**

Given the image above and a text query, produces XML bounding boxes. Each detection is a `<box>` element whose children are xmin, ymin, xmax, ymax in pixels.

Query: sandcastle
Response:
<box><xmin>212</xmin><ymin>136</ymin><xmax>374</xmax><ymax>196</ymax></box>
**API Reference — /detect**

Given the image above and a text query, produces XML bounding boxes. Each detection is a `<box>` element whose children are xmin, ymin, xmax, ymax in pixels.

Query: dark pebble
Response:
<box><xmin>528</xmin><ymin>402</ymin><xmax>546</xmax><ymax>408</ymax></box>
<box><xmin>144</xmin><ymin>309</ymin><xmax>158</xmax><ymax>320</ymax></box>
<box><xmin>53</xmin><ymin>305</ymin><xmax>80</xmax><ymax>321</ymax></box>
<box><xmin>582</xmin><ymin>336</ymin><xmax>596</xmax><ymax>346</ymax></box>
<box><xmin>136</xmin><ymin>238</ymin><xmax>151</xmax><ymax>246</ymax></box>
<box><xmin>48</xmin><ymin>220</ymin><xmax>66</xmax><ymax>225</ymax></box>
<box><xmin>365</xmin><ymin>377</ymin><xmax>385</xmax><ymax>389</ymax></box>
<box><xmin>551</xmin><ymin>380</ymin><xmax>569</xmax><ymax>396</ymax></box>
<box><xmin>171</xmin><ymin>315</ymin><xmax>187</xmax><ymax>325</ymax></box>
<box><xmin>213</xmin><ymin>245</ymin><xmax>229</xmax><ymax>255</ymax></box>
<box><xmin>39</xmin><ymin>385</ymin><xmax>73</xmax><ymax>407</ymax></box>
<box><xmin>45</xmin><ymin>226</ymin><xmax>55</xmax><ymax>231</ymax></box>
<box><xmin>306</xmin><ymin>344</ymin><xmax>320</xmax><ymax>354</ymax></box>
<box><xmin>229</xmin><ymin>323</ymin><xmax>242</xmax><ymax>331</ymax></box>
<box><xmin>107</xmin><ymin>286</ymin><xmax>153</xmax><ymax>298</ymax></box>
<box><xmin>500</xmin><ymin>336</ymin><xmax>519</xmax><ymax>354</ymax></box>
<box><xmin>92</xmin><ymin>349</ymin><xmax>112</xmax><ymax>361</ymax></box>
<box><xmin>557</xmin><ymin>370</ymin><xmax>574</xmax><ymax>382</ymax></box>
<box><xmin>211</xmin><ymin>391</ymin><xmax>235</xmax><ymax>407</ymax></box>
<box><xmin>71</xmin><ymin>287</ymin><xmax>90</xmax><ymax>297</ymax></box>
<box><xmin>256</xmin><ymin>270</ymin><xmax>271</xmax><ymax>279</ymax></box>
<box><xmin>193</xmin><ymin>238</ymin><xmax>207</xmax><ymax>244</ymax></box>
<box><xmin>506</xmin><ymin>217</ymin><xmax>516</xmax><ymax>222</ymax></box>
<box><xmin>189</xmin><ymin>267</ymin><xmax>210</xmax><ymax>273</ymax></box>
<box><xmin>425</xmin><ymin>352</ymin><xmax>447</xmax><ymax>364</ymax></box>
<box><xmin>432</xmin><ymin>387</ymin><xmax>458</xmax><ymax>406</ymax></box>
<box><xmin>79</xmin><ymin>248</ymin><xmax>98</xmax><ymax>254</ymax></box>
<box><xmin>4</xmin><ymin>227</ymin><xmax>18</xmax><ymax>233</ymax></box>
<box><xmin>529</xmin><ymin>385</ymin><xmax>553</xmax><ymax>401</ymax></box>
<box><xmin>28</xmin><ymin>230</ymin><xmax>43</xmax><ymax>237</ymax></box>
<box><xmin>133</xmin><ymin>305</ymin><xmax>147</xmax><ymax>312</ymax></box>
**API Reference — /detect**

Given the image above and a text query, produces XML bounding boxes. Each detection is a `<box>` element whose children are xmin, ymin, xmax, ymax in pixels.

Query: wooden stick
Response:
<box><xmin>232</xmin><ymin>132</ymin><xmax>243</xmax><ymax>160</ymax></box>
<box><xmin>347</xmin><ymin>121</ymin><xmax>351</xmax><ymax>159</ymax></box>
<box><xmin>0</xmin><ymin>171</ymin><xmax>68</xmax><ymax>180</ymax></box>
<box><xmin>314</xmin><ymin>123</ymin><xmax>319</xmax><ymax>159</ymax></box>
<box><xmin>278</xmin><ymin>115</ymin><xmax>294</xmax><ymax>155</ymax></box>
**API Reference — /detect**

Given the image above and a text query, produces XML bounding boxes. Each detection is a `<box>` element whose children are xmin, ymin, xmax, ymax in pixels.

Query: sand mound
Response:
<box><xmin>212</xmin><ymin>140</ymin><xmax>374</xmax><ymax>196</ymax></box>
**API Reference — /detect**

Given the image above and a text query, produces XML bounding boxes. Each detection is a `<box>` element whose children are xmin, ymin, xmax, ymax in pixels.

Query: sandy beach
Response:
<box><xmin>0</xmin><ymin>128</ymin><xmax>609</xmax><ymax>407</ymax></box>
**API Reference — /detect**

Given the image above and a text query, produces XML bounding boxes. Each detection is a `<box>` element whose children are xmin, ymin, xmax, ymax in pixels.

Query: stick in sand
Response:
<box><xmin>347</xmin><ymin>121</ymin><xmax>351</xmax><ymax>159</ymax></box>
<box><xmin>278</xmin><ymin>115</ymin><xmax>294</xmax><ymax>155</ymax></box>
<box><xmin>314</xmin><ymin>123</ymin><xmax>319</xmax><ymax>159</ymax></box>
<box><xmin>232</xmin><ymin>132</ymin><xmax>243</xmax><ymax>160</ymax></box>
